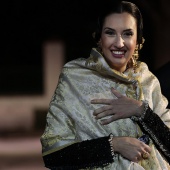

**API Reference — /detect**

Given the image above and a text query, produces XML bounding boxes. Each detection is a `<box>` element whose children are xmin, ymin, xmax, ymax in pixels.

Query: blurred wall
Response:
<box><xmin>0</xmin><ymin>41</ymin><xmax>64</xmax><ymax>133</ymax></box>
<box><xmin>0</xmin><ymin>41</ymin><xmax>64</xmax><ymax>170</ymax></box>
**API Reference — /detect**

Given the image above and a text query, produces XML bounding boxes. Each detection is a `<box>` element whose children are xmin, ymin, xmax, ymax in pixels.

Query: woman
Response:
<box><xmin>41</xmin><ymin>1</ymin><xmax>170</xmax><ymax>169</ymax></box>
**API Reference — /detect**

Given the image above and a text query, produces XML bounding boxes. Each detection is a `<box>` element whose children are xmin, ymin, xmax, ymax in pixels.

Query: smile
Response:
<box><xmin>111</xmin><ymin>51</ymin><xmax>125</xmax><ymax>55</ymax></box>
<box><xmin>111</xmin><ymin>50</ymin><xmax>126</xmax><ymax>58</ymax></box>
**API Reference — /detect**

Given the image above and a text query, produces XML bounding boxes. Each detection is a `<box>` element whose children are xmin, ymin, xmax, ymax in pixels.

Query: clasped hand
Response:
<box><xmin>91</xmin><ymin>87</ymin><xmax>143</xmax><ymax>125</ymax></box>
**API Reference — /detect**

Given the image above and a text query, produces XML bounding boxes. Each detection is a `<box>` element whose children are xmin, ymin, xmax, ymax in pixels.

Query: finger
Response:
<box><xmin>91</xmin><ymin>99</ymin><xmax>113</xmax><ymax>104</ymax></box>
<box><xmin>140</xmin><ymin>141</ymin><xmax>152</xmax><ymax>154</ymax></box>
<box><xmin>138</xmin><ymin>141</ymin><xmax>151</xmax><ymax>154</ymax></box>
<box><xmin>134</xmin><ymin>152</ymin><xmax>142</xmax><ymax>162</ymax></box>
<box><xmin>134</xmin><ymin>157</ymin><xmax>140</xmax><ymax>163</ymax></box>
<box><xmin>101</xmin><ymin>114</ymin><xmax>120</xmax><ymax>125</ymax></box>
<box><xmin>144</xmin><ymin>145</ymin><xmax>152</xmax><ymax>153</ymax></box>
<box><xmin>111</xmin><ymin>87</ymin><xmax>123</xmax><ymax>98</ymax></box>
<box><xmin>93</xmin><ymin>106</ymin><xmax>112</xmax><ymax>116</ymax></box>
<box><xmin>95</xmin><ymin>110</ymin><xmax>114</xmax><ymax>119</ymax></box>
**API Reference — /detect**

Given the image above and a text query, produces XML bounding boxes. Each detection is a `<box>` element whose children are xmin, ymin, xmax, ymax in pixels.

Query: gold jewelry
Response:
<box><xmin>142</xmin><ymin>151</ymin><xmax>149</xmax><ymax>159</ymax></box>
<box><xmin>131</xmin><ymin>37</ymin><xmax>145</xmax><ymax>72</ymax></box>
<box><xmin>132</xmin><ymin>46</ymin><xmax>139</xmax><ymax>73</ymax></box>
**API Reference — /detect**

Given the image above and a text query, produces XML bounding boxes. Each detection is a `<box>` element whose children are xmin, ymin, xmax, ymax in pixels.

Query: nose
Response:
<box><xmin>114</xmin><ymin>35</ymin><xmax>124</xmax><ymax>48</ymax></box>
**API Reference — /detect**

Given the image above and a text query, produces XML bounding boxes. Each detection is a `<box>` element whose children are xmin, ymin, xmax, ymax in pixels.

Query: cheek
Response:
<box><xmin>101</xmin><ymin>38</ymin><xmax>107</xmax><ymax>48</ymax></box>
<box><xmin>128</xmin><ymin>40</ymin><xmax>137</xmax><ymax>52</ymax></box>
<box><xmin>100</xmin><ymin>36</ymin><xmax>112</xmax><ymax>48</ymax></box>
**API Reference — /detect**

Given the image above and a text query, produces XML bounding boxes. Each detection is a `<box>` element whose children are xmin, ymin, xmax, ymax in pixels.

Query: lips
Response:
<box><xmin>111</xmin><ymin>50</ymin><xmax>125</xmax><ymax>58</ymax></box>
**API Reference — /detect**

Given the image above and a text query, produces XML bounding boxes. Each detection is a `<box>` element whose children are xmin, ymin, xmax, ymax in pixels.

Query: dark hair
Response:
<box><xmin>94</xmin><ymin>1</ymin><xmax>143</xmax><ymax>44</ymax></box>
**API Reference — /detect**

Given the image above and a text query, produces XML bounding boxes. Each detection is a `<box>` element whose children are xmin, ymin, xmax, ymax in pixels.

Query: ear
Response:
<box><xmin>138</xmin><ymin>37</ymin><xmax>145</xmax><ymax>50</ymax></box>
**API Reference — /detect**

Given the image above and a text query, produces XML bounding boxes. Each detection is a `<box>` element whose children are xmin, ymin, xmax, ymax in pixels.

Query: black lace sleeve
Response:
<box><xmin>137</xmin><ymin>107</ymin><xmax>170</xmax><ymax>163</ymax></box>
<box><xmin>43</xmin><ymin>135</ymin><xmax>114</xmax><ymax>170</ymax></box>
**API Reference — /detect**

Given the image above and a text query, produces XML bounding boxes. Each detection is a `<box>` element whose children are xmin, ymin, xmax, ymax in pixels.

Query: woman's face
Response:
<box><xmin>100</xmin><ymin>12</ymin><xmax>137</xmax><ymax>72</ymax></box>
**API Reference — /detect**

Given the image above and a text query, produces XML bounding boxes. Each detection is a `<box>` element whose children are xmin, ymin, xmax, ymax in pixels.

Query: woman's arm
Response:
<box><xmin>43</xmin><ymin>135</ymin><xmax>114</xmax><ymax>170</ymax></box>
<box><xmin>134</xmin><ymin>106</ymin><xmax>170</xmax><ymax>163</ymax></box>
<box><xmin>43</xmin><ymin>134</ymin><xmax>151</xmax><ymax>170</ymax></box>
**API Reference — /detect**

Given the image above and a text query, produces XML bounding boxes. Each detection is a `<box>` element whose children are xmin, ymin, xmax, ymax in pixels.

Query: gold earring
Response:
<box><xmin>131</xmin><ymin>37</ymin><xmax>145</xmax><ymax>72</ymax></box>
<box><xmin>132</xmin><ymin>46</ymin><xmax>138</xmax><ymax>73</ymax></box>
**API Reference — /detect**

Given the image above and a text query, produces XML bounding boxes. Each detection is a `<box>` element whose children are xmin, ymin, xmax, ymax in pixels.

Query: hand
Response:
<box><xmin>91</xmin><ymin>88</ymin><xmax>144</xmax><ymax>125</ymax></box>
<box><xmin>113</xmin><ymin>136</ymin><xmax>151</xmax><ymax>162</ymax></box>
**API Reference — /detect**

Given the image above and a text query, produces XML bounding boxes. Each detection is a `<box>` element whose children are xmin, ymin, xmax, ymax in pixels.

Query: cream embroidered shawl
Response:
<box><xmin>41</xmin><ymin>48</ymin><xmax>170</xmax><ymax>170</ymax></box>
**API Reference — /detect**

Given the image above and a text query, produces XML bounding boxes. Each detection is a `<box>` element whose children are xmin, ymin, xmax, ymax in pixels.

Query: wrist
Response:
<box><xmin>136</xmin><ymin>101</ymin><xmax>145</xmax><ymax>117</ymax></box>
<box><xmin>131</xmin><ymin>100</ymin><xmax>149</xmax><ymax>121</ymax></box>
<box><xmin>139</xmin><ymin>100</ymin><xmax>149</xmax><ymax>120</ymax></box>
<box><xmin>111</xmin><ymin>136</ymin><xmax>119</xmax><ymax>152</ymax></box>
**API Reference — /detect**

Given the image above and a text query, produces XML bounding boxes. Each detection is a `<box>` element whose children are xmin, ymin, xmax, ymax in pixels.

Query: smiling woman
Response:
<box><xmin>99</xmin><ymin>12</ymin><xmax>137</xmax><ymax>72</ymax></box>
<box><xmin>41</xmin><ymin>1</ymin><xmax>170</xmax><ymax>170</ymax></box>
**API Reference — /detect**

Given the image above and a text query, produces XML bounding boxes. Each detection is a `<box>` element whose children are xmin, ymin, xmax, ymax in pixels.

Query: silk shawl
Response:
<box><xmin>41</xmin><ymin>48</ymin><xmax>170</xmax><ymax>170</ymax></box>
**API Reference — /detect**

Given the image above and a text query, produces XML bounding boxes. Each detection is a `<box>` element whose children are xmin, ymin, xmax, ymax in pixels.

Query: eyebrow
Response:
<box><xmin>104</xmin><ymin>27</ymin><xmax>134</xmax><ymax>32</ymax></box>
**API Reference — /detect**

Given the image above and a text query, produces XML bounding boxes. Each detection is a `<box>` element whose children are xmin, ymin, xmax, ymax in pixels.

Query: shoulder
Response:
<box><xmin>138</xmin><ymin>61</ymin><xmax>154</xmax><ymax>76</ymax></box>
<box><xmin>59</xmin><ymin>57</ymin><xmax>90</xmax><ymax>78</ymax></box>
<box><xmin>63</xmin><ymin>58</ymin><xmax>87</xmax><ymax>70</ymax></box>
<box><xmin>138</xmin><ymin>61</ymin><xmax>160</xmax><ymax>85</ymax></box>
<box><xmin>138</xmin><ymin>61</ymin><xmax>149</xmax><ymax>72</ymax></box>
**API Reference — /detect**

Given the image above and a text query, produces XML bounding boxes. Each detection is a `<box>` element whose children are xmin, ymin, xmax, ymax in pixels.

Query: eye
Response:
<box><xmin>122</xmin><ymin>31</ymin><xmax>134</xmax><ymax>37</ymax></box>
<box><xmin>104</xmin><ymin>30</ymin><xmax>116</xmax><ymax>36</ymax></box>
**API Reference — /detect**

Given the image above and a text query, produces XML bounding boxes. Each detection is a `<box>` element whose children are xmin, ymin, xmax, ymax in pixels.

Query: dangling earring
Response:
<box><xmin>132</xmin><ymin>45</ymin><xmax>139</xmax><ymax>73</ymax></box>
<box><xmin>131</xmin><ymin>37</ymin><xmax>145</xmax><ymax>73</ymax></box>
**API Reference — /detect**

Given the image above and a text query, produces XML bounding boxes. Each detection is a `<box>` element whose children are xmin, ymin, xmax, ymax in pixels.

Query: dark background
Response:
<box><xmin>1</xmin><ymin>1</ymin><xmax>169</xmax><ymax>99</ymax></box>
<box><xmin>0</xmin><ymin>2</ymin><xmax>169</xmax><ymax>169</ymax></box>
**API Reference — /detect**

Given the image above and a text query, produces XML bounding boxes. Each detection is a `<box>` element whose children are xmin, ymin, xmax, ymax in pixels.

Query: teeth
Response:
<box><xmin>112</xmin><ymin>51</ymin><xmax>124</xmax><ymax>54</ymax></box>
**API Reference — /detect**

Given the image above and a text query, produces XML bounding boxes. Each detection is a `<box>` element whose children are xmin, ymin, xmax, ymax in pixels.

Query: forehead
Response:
<box><xmin>103</xmin><ymin>12</ymin><xmax>137</xmax><ymax>30</ymax></box>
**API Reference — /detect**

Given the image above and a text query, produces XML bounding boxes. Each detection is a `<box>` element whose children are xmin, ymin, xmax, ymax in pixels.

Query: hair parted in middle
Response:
<box><xmin>92</xmin><ymin>0</ymin><xmax>144</xmax><ymax>71</ymax></box>
<box><xmin>93</xmin><ymin>1</ymin><xmax>143</xmax><ymax>45</ymax></box>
